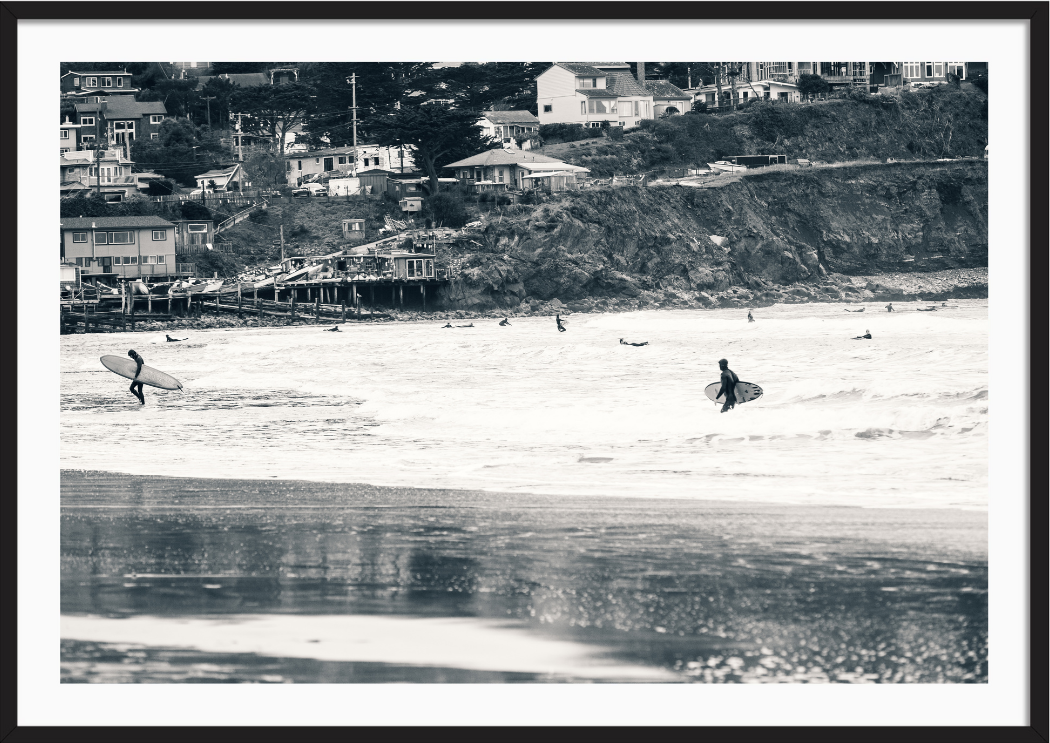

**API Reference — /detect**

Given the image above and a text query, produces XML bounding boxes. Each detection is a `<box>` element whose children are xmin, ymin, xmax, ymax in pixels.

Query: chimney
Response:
<box><xmin>636</xmin><ymin>62</ymin><xmax>646</xmax><ymax>84</ymax></box>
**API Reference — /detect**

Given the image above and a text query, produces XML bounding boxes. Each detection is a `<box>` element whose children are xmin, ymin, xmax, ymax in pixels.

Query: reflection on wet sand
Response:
<box><xmin>62</xmin><ymin>471</ymin><xmax>987</xmax><ymax>683</ymax></box>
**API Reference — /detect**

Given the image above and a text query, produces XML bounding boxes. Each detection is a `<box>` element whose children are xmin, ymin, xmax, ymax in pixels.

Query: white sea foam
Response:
<box><xmin>61</xmin><ymin>301</ymin><xmax>988</xmax><ymax>509</ymax></box>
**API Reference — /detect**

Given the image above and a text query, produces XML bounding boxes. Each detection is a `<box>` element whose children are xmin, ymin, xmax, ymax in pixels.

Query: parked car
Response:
<box><xmin>292</xmin><ymin>188</ymin><xmax>312</xmax><ymax>198</ymax></box>
<box><xmin>311</xmin><ymin>188</ymin><xmax>328</xmax><ymax>197</ymax></box>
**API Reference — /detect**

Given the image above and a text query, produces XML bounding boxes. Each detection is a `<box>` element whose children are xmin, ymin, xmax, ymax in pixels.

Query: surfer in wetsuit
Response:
<box><xmin>127</xmin><ymin>349</ymin><xmax>145</xmax><ymax>404</ymax></box>
<box><xmin>325</xmin><ymin>326</ymin><xmax>341</xmax><ymax>332</ymax></box>
<box><xmin>457</xmin><ymin>323</ymin><xmax>474</xmax><ymax>328</ymax></box>
<box><xmin>886</xmin><ymin>303</ymin><xmax>894</xmax><ymax>312</ymax></box>
<box><xmin>499</xmin><ymin>318</ymin><xmax>511</xmax><ymax>326</ymax></box>
<box><xmin>442</xmin><ymin>322</ymin><xmax>453</xmax><ymax>328</ymax></box>
<box><xmin>556</xmin><ymin>314</ymin><xmax>567</xmax><ymax>332</ymax></box>
<box><xmin>716</xmin><ymin>358</ymin><xmax>739</xmax><ymax>413</ymax></box>
<box><xmin>852</xmin><ymin>329</ymin><xmax>872</xmax><ymax>339</ymax></box>
<box><xmin>747</xmin><ymin>310</ymin><xmax>755</xmax><ymax>323</ymax></box>
<box><xmin>845</xmin><ymin>307</ymin><xmax>865</xmax><ymax>312</ymax></box>
<box><xmin>620</xmin><ymin>338</ymin><xmax>648</xmax><ymax>347</ymax></box>
<box><xmin>165</xmin><ymin>334</ymin><xmax>184</xmax><ymax>342</ymax></box>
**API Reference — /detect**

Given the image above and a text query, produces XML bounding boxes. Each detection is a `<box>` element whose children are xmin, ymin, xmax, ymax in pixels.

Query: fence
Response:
<box><xmin>176</xmin><ymin>263</ymin><xmax>196</xmax><ymax>276</ymax></box>
<box><xmin>216</xmin><ymin>200</ymin><xmax>268</xmax><ymax>233</ymax></box>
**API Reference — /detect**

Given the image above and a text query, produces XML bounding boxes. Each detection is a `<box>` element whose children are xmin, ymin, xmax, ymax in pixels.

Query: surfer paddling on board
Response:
<box><xmin>556</xmin><ymin>314</ymin><xmax>567</xmax><ymax>332</ymax></box>
<box><xmin>165</xmin><ymin>334</ymin><xmax>186</xmax><ymax>342</ymax></box>
<box><xmin>442</xmin><ymin>322</ymin><xmax>453</xmax><ymax>328</ymax></box>
<box><xmin>716</xmin><ymin>358</ymin><xmax>740</xmax><ymax>413</ymax></box>
<box><xmin>324</xmin><ymin>326</ymin><xmax>341</xmax><ymax>332</ymax></box>
<box><xmin>499</xmin><ymin>317</ymin><xmax>512</xmax><ymax>326</ymax></box>
<box><xmin>852</xmin><ymin>329</ymin><xmax>872</xmax><ymax>340</ymax></box>
<box><xmin>127</xmin><ymin>349</ymin><xmax>145</xmax><ymax>404</ymax></box>
<box><xmin>620</xmin><ymin>338</ymin><xmax>648</xmax><ymax>347</ymax></box>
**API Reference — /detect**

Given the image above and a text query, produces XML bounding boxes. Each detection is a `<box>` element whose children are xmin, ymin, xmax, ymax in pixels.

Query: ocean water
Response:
<box><xmin>60</xmin><ymin>301</ymin><xmax>988</xmax><ymax>510</ymax></box>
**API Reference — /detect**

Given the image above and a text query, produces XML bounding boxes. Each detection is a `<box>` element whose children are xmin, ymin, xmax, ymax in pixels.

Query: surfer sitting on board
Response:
<box><xmin>620</xmin><ymin>338</ymin><xmax>648</xmax><ymax>347</ymax></box>
<box><xmin>499</xmin><ymin>318</ymin><xmax>512</xmax><ymax>326</ymax></box>
<box><xmin>747</xmin><ymin>310</ymin><xmax>755</xmax><ymax>323</ymax></box>
<box><xmin>852</xmin><ymin>330</ymin><xmax>872</xmax><ymax>339</ymax></box>
<box><xmin>127</xmin><ymin>349</ymin><xmax>145</xmax><ymax>404</ymax></box>
<box><xmin>716</xmin><ymin>358</ymin><xmax>740</xmax><ymax>414</ymax></box>
<box><xmin>556</xmin><ymin>314</ymin><xmax>567</xmax><ymax>332</ymax></box>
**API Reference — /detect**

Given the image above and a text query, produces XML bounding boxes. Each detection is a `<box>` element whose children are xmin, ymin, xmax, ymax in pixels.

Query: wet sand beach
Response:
<box><xmin>61</xmin><ymin>470</ymin><xmax>987</xmax><ymax>683</ymax></box>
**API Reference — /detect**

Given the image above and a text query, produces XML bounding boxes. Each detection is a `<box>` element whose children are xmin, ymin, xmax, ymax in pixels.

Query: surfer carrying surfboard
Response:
<box><xmin>127</xmin><ymin>349</ymin><xmax>145</xmax><ymax>404</ymax></box>
<box><xmin>716</xmin><ymin>358</ymin><xmax>740</xmax><ymax>413</ymax></box>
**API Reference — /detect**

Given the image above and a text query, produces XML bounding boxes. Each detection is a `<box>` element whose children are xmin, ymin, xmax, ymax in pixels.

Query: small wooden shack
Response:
<box><xmin>342</xmin><ymin>218</ymin><xmax>366</xmax><ymax>243</ymax></box>
<box><xmin>378</xmin><ymin>251</ymin><xmax>435</xmax><ymax>280</ymax></box>
<box><xmin>356</xmin><ymin>169</ymin><xmax>394</xmax><ymax>197</ymax></box>
<box><xmin>400</xmin><ymin>197</ymin><xmax>424</xmax><ymax>213</ymax></box>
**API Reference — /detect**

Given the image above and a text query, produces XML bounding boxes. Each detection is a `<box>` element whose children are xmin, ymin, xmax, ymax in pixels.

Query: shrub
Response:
<box><xmin>747</xmin><ymin>102</ymin><xmax>806</xmax><ymax>141</ymax></box>
<box><xmin>147</xmin><ymin>178</ymin><xmax>180</xmax><ymax>197</ymax></box>
<box><xmin>690</xmin><ymin>100</ymin><xmax>708</xmax><ymax>114</ymax></box>
<box><xmin>539</xmin><ymin>122</ymin><xmax>589</xmax><ymax>143</ymax></box>
<box><xmin>607</xmin><ymin>126</ymin><xmax>624</xmax><ymax>141</ymax></box>
<box><xmin>180</xmin><ymin>201</ymin><xmax>212</xmax><ymax>220</ymax></box>
<box><xmin>425</xmin><ymin>192</ymin><xmax>470</xmax><ymax>228</ymax></box>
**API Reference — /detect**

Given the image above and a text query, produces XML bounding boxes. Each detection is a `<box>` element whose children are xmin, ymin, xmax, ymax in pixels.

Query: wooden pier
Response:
<box><xmin>61</xmin><ymin>277</ymin><xmax>445</xmax><ymax>333</ymax></box>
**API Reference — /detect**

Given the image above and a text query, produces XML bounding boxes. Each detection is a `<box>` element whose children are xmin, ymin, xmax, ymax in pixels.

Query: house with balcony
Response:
<box><xmin>284</xmin><ymin>145</ymin><xmax>415</xmax><ymax>186</ymax></box>
<box><xmin>61</xmin><ymin>69</ymin><xmax>138</xmax><ymax>100</ymax></box>
<box><xmin>537</xmin><ymin>62</ymin><xmax>661</xmax><ymax>129</ymax></box>
<box><xmin>478</xmin><ymin>111</ymin><xmax>541</xmax><ymax>149</ymax></box>
<box><xmin>60</xmin><ymin>149</ymin><xmax>141</xmax><ymax>202</ymax></box>
<box><xmin>444</xmin><ymin>149</ymin><xmax>589</xmax><ymax>191</ymax></box>
<box><xmin>60</xmin><ymin>216</ymin><xmax>187</xmax><ymax>282</ymax></box>
<box><xmin>887</xmin><ymin>62</ymin><xmax>976</xmax><ymax>89</ymax></box>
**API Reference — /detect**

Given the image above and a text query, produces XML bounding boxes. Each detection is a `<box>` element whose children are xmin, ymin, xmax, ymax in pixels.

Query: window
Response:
<box><xmin>187</xmin><ymin>223</ymin><xmax>208</xmax><ymax>232</ymax></box>
<box><xmin>426</xmin><ymin>260</ymin><xmax>434</xmax><ymax>278</ymax></box>
<box><xmin>117</xmin><ymin>78</ymin><xmax>123</xmax><ymax>88</ymax></box>
<box><xmin>60</xmin><ymin>148</ymin><xmax>70</xmax><ymax>154</ymax></box>
<box><xmin>72</xmin><ymin>232</ymin><xmax>87</xmax><ymax>243</ymax></box>
<box><xmin>338</xmin><ymin>156</ymin><xmax>346</xmax><ymax>165</ymax></box>
<box><xmin>152</xmin><ymin>230</ymin><xmax>167</xmax><ymax>241</ymax></box>
<box><xmin>108</xmin><ymin>231</ymin><xmax>132</xmax><ymax>244</ymax></box>
<box><xmin>587</xmin><ymin>99</ymin><xmax>609</xmax><ymax>114</ymax></box>
<box><xmin>543</xmin><ymin>104</ymin><xmax>552</xmax><ymax>113</ymax></box>
<box><xmin>947</xmin><ymin>63</ymin><xmax>965</xmax><ymax>79</ymax></box>
<box><xmin>151</xmin><ymin>133</ymin><xmax>158</xmax><ymax>140</ymax></box>
<box><xmin>60</xmin><ymin>130</ymin><xmax>69</xmax><ymax>139</ymax></box>
<box><xmin>188</xmin><ymin>223</ymin><xmax>208</xmax><ymax>245</ymax></box>
<box><xmin>81</xmin><ymin>116</ymin><xmax>94</xmax><ymax>126</ymax></box>
<box><xmin>156</xmin><ymin>254</ymin><xmax>166</xmax><ymax>264</ymax></box>
<box><xmin>902</xmin><ymin>62</ymin><xmax>921</xmax><ymax>79</ymax></box>
<box><xmin>81</xmin><ymin>134</ymin><xmax>95</xmax><ymax>142</ymax></box>
<box><xmin>126</xmin><ymin>256</ymin><xmax>137</xmax><ymax>265</ymax></box>
<box><xmin>581</xmin><ymin>101</ymin><xmax>586</xmax><ymax>115</ymax></box>
<box><xmin>86</xmin><ymin>77</ymin><xmax>97</xmax><ymax>88</ymax></box>
<box><xmin>142</xmin><ymin>255</ymin><xmax>154</xmax><ymax>264</ymax></box>
<box><xmin>925</xmin><ymin>63</ymin><xmax>933</xmax><ymax>77</ymax></box>
<box><xmin>100</xmin><ymin>256</ymin><xmax>112</xmax><ymax>267</ymax></box>
<box><xmin>93</xmin><ymin>232</ymin><xmax>108</xmax><ymax>245</ymax></box>
<box><xmin>103</xmin><ymin>77</ymin><xmax>112</xmax><ymax>87</ymax></box>
<box><xmin>497</xmin><ymin>168</ymin><xmax>504</xmax><ymax>183</ymax></box>
<box><xmin>75</xmin><ymin>257</ymin><xmax>85</xmax><ymax>266</ymax></box>
<box><xmin>934</xmin><ymin>62</ymin><xmax>943</xmax><ymax>78</ymax></box>
<box><xmin>150</xmin><ymin>115</ymin><xmax>163</xmax><ymax>124</ymax></box>
<box><xmin>315</xmin><ymin>158</ymin><xmax>320</xmax><ymax>163</ymax></box>
<box><xmin>297</xmin><ymin>160</ymin><xmax>302</xmax><ymax>170</ymax></box>
<box><xmin>73</xmin><ymin>77</ymin><xmax>79</xmax><ymax>86</ymax></box>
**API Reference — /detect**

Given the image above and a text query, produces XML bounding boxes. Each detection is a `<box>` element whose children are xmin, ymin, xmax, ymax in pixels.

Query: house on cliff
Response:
<box><xmin>444</xmin><ymin>149</ymin><xmax>589</xmax><ymax>191</ymax></box>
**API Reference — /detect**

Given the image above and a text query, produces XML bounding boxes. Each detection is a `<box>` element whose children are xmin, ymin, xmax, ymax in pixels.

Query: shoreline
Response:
<box><xmin>61</xmin><ymin>469</ymin><xmax>987</xmax><ymax>684</ymax></box>
<box><xmin>63</xmin><ymin>267</ymin><xmax>987</xmax><ymax>333</ymax></box>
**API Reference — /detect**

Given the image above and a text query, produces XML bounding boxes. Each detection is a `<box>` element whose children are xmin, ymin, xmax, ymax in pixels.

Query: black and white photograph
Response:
<box><xmin>12</xmin><ymin>10</ymin><xmax>1037</xmax><ymax>733</ymax></box>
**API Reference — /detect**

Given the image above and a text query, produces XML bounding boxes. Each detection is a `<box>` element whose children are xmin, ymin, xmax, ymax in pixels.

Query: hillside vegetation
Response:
<box><xmin>544</xmin><ymin>87</ymin><xmax>987</xmax><ymax>178</ymax></box>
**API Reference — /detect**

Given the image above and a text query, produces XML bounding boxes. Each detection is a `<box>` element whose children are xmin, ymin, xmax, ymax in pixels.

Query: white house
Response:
<box><xmin>690</xmin><ymin>79</ymin><xmax>801</xmax><ymax>109</ymax></box>
<box><xmin>60</xmin><ymin>149</ymin><xmax>140</xmax><ymax>202</ymax></box>
<box><xmin>538</xmin><ymin>62</ymin><xmax>655</xmax><ymax>129</ymax></box>
<box><xmin>194</xmin><ymin>163</ymin><xmax>243</xmax><ymax>192</ymax></box>
<box><xmin>444</xmin><ymin>149</ymin><xmax>589</xmax><ymax>190</ymax></box>
<box><xmin>477</xmin><ymin>110</ymin><xmax>540</xmax><ymax>148</ymax></box>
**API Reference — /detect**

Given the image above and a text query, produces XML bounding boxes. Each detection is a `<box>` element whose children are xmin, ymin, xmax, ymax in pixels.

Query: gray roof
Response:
<box><xmin>444</xmin><ymin>149</ymin><xmax>566</xmax><ymax>169</ymax></box>
<box><xmin>576</xmin><ymin>89</ymin><xmax>618</xmax><ymax>98</ymax></box>
<box><xmin>553</xmin><ymin>63</ymin><xmax>606</xmax><ymax>77</ymax></box>
<box><xmin>605</xmin><ymin>71</ymin><xmax>649</xmax><ymax>97</ymax></box>
<box><xmin>644</xmin><ymin>79</ymin><xmax>691</xmax><ymax>99</ymax></box>
<box><xmin>60</xmin><ymin>216</ymin><xmax>174</xmax><ymax>229</ymax></box>
<box><xmin>103</xmin><ymin>96</ymin><xmax>167</xmax><ymax>120</ymax></box>
<box><xmin>481</xmin><ymin>110</ymin><xmax>540</xmax><ymax>124</ymax></box>
<box><xmin>64</xmin><ymin>70</ymin><xmax>130</xmax><ymax>77</ymax></box>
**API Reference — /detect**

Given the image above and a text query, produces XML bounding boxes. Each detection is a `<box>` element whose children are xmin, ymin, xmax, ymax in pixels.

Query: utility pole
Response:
<box><xmin>350</xmin><ymin>73</ymin><xmax>358</xmax><ymax>176</ymax></box>
<box><xmin>203</xmin><ymin>96</ymin><xmax>216</xmax><ymax>128</ymax></box>
<box><xmin>235</xmin><ymin>112</ymin><xmax>244</xmax><ymax>162</ymax></box>
<box><xmin>93</xmin><ymin>144</ymin><xmax>102</xmax><ymax>196</ymax></box>
<box><xmin>280</xmin><ymin>224</ymin><xmax>285</xmax><ymax>263</ymax></box>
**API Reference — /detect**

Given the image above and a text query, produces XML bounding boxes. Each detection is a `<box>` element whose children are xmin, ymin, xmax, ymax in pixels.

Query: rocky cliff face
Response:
<box><xmin>436</xmin><ymin>161</ymin><xmax>987</xmax><ymax>311</ymax></box>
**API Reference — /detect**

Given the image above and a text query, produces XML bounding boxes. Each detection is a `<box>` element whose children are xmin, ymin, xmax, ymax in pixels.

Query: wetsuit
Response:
<box><xmin>885</xmin><ymin>304</ymin><xmax>894</xmax><ymax>312</ymax></box>
<box><xmin>717</xmin><ymin>367</ymin><xmax>739</xmax><ymax>413</ymax></box>
<box><xmin>852</xmin><ymin>333</ymin><xmax>872</xmax><ymax>339</ymax></box>
<box><xmin>128</xmin><ymin>351</ymin><xmax>145</xmax><ymax>404</ymax></box>
<box><xmin>556</xmin><ymin>316</ymin><xmax>566</xmax><ymax>332</ymax></box>
<box><xmin>499</xmin><ymin>319</ymin><xmax>511</xmax><ymax>326</ymax></box>
<box><xmin>747</xmin><ymin>312</ymin><xmax>754</xmax><ymax>323</ymax></box>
